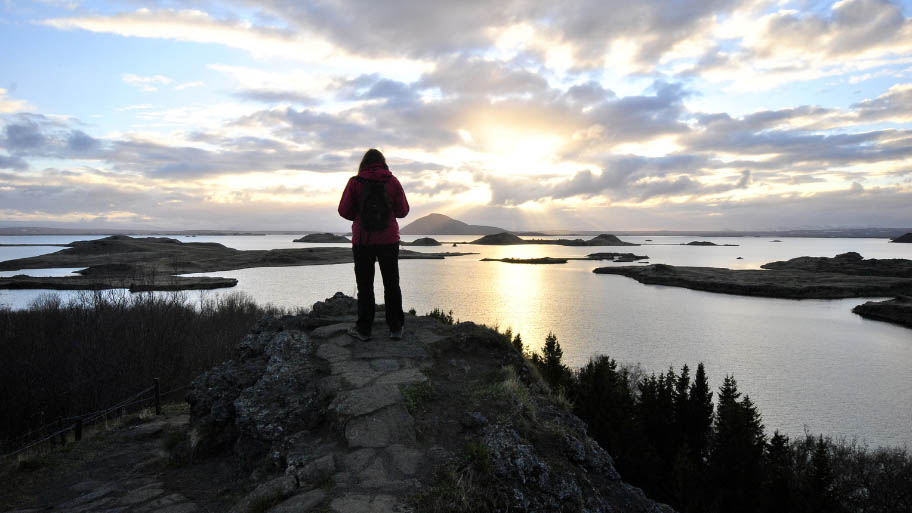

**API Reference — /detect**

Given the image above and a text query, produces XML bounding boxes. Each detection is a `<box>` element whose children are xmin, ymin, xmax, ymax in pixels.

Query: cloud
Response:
<box><xmin>0</xmin><ymin>88</ymin><xmax>32</xmax><ymax>113</ymax></box>
<box><xmin>851</xmin><ymin>82</ymin><xmax>912</xmax><ymax>122</ymax></box>
<box><xmin>0</xmin><ymin>154</ymin><xmax>28</xmax><ymax>170</ymax></box>
<box><xmin>122</xmin><ymin>73</ymin><xmax>173</xmax><ymax>92</ymax></box>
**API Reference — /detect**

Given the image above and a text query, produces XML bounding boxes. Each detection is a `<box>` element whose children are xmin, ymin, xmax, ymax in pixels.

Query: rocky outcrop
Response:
<box><xmin>294</xmin><ymin>233</ymin><xmax>351</xmax><ymax>243</ymax></box>
<box><xmin>184</xmin><ymin>293</ymin><xmax>675</xmax><ymax>513</ymax></box>
<box><xmin>852</xmin><ymin>296</ymin><xmax>912</xmax><ymax>328</ymax></box>
<box><xmin>890</xmin><ymin>233</ymin><xmax>912</xmax><ymax>243</ymax></box>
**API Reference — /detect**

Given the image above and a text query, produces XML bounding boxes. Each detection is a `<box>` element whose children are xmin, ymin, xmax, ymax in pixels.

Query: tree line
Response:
<box><xmin>512</xmin><ymin>331</ymin><xmax>912</xmax><ymax>513</ymax></box>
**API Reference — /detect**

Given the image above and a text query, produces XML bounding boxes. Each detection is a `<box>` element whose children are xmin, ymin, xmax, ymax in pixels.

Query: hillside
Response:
<box><xmin>0</xmin><ymin>294</ymin><xmax>674</xmax><ymax>512</ymax></box>
<box><xmin>400</xmin><ymin>213</ymin><xmax>506</xmax><ymax>235</ymax></box>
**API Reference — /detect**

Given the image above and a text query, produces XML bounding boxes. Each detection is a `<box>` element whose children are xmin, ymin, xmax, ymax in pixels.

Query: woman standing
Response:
<box><xmin>338</xmin><ymin>149</ymin><xmax>409</xmax><ymax>341</ymax></box>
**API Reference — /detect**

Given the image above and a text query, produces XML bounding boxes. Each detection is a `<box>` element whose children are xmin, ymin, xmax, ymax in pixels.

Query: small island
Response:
<box><xmin>0</xmin><ymin>236</ymin><xmax>473</xmax><ymax>291</ymax></box>
<box><xmin>401</xmin><ymin>237</ymin><xmax>442</xmax><ymax>246</ymax></box>
<box><xmin>293</xmin><ymin>233</ymin><xmax>351</xmax><ymax>243</ymax></box>
<box><xmin>684</xmin><ymin>241</ymin><xmax>739</xmax><ymax>246</ymax></box>
<box><xmin>469</xmin><ymin>232</ymin><xmax>639</xmax><ymax>246</ymax></box>
<box><xmin>481</xmin><ymin>257</ymin><xmax>568</xmax><ymax>264</ymax></box>
<box><xmin>891</xmin><ymin>233</ymin><xmax>912</xmax><ymax>243</ymax></box>
<box><xmin>852</xmin><ymin>296</ymin><xmax>912</xmax><ymax>328</ymax></box>
<box><xmin>593</xmin><ymin>252</ymin><xmax>912</xmax><ymax>328</ymax></box>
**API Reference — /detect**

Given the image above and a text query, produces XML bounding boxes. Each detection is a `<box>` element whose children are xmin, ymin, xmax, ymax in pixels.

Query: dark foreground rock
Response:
<box><xmin>0</xmin><ymin>236</ymin><xmax>471</xmax><ymax>291</ymax></box>
<box><xmin>293</xmin><ymin>233</ymin><xmax>351</xmax><ymax>243</ymax></box>
<box><xmin>891</xmin><ymin>233</ymin><xmax>912</xmax><ymax>243</ymax></box>
<box><xmin>593</xmin><ymin>263</ymin><xmax>912</xmax><ymax>299</ymax></box>
<box><xmin>182</xmin><ymin>292</ymin><xmax>674</xmax><ymax>513</ymax></box>
<box><xmin>852</xmin><ymin>296</ymin><xmax>912</xmax><ymax>328</ymax></box>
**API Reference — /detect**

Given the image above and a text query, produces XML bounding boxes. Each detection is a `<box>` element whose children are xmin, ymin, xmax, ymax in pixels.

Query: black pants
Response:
<box><xmin>353</xmin><ymin>243</ymin><xmax>404</xmax><ymax>335</ymax></box>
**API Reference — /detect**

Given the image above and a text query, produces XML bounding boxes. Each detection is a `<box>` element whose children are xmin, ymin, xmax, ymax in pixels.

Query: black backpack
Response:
<box><xmin>355</xmin><ymin>177</ymin><xmax>391</xmax><ymax>233</ymax></box>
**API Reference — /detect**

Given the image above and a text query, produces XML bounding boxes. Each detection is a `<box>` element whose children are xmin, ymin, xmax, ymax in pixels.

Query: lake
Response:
<box><xmin>1</xmin><ymin>233</ymin><xmax>911</xmax><ymax>448</ymax></box>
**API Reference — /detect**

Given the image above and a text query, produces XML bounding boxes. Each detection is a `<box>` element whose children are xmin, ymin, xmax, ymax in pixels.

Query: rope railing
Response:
<box><xmin>1</xmin><ymin>377</ymin><xmax>185</xmax><ymax>461</ymax></box>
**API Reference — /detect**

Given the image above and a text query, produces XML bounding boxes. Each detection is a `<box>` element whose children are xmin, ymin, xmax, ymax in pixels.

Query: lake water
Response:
<box><xmin>1</xmin><ymin>234</ymin><xmax>911</xmax><ymax>448</ymax></box>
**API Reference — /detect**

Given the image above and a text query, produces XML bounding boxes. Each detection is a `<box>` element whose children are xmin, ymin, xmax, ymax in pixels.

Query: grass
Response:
<box><xmin>0</xmin><ymin>290</ymin><xmax>289</xmax><ymax>453</ymax></box>
<box><xmin>401</xmin><ymin>381</ymin><xmax>434</xmax><ymax>412</ymax></box>
<box><xmin>426</xmin><ymin>308</ymin><xmax>456</xmax><ymax>325</ymax></box>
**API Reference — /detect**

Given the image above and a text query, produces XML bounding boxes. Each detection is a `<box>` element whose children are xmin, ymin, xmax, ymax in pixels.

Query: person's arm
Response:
<box><xmin>391</xmin><ymin>177</ymin><xmax>409</xmax><ymax>218</ymax></box>
<box><xmin>338</xmin><ymin>177</ymin><xmax>357</xmax><ymax>221</ymax></box>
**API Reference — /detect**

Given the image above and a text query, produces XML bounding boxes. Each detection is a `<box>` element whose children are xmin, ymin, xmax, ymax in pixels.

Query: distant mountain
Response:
<box><xmin>400</xmin><ymin>213</ymin><xmax>506</xmax><ymax>235</ymax></box>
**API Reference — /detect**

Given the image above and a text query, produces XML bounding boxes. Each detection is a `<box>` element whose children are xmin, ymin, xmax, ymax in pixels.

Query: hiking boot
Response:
<box><xmin>347</xmin><ymin>326</ymin><xmax>371</xmax><ymax>341</ymax></box>
<box><xmin>390</xmin><ymin>328</ymin><xmax>403</xmax><ymax>340</ymax></box>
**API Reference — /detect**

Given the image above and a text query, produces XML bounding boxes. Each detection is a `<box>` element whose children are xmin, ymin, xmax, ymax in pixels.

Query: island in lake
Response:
<box><xmin>293</xmin><ymin>233</ymin><xmax>351</xmax><ymax>243</ymax></box>
<box><xmin>483</xmin><ymin>252</ymin><xmax>648</xmax><ymax>264</ymax></box>
<box><xmin>470</xmin><ymin>232</ymin><xmax>639</xmax><ymax>246</ymax></box>
<box><xmin>593</xmin><ymin>252</ymin><xmax>912</xmax><ymax>328</ymax></box>
<box><xmin>0</xmin><ymin>236</ymin><xmax>473</xmax><ymax>291</ymax></box>
<box><xmin>891</xmin><ymin>232</ymin><xmax>912</xmax><ymax>243</ymax></box>
<box><xmin>400</xmin><ymin>237</ymin><xmax>442</xmax><ymax>246</ymax></box>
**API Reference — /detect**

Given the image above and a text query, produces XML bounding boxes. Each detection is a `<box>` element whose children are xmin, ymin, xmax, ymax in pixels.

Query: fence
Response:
<box><xmin>1</xmin><ymin>378</ymin><xmax>188</xmax><ymax>461</ymax></box>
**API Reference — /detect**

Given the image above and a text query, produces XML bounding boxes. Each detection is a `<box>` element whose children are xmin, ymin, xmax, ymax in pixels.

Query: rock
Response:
<box><xmin>293</xmin><ymin>233</ymin><xmax>351</xmax><ymax>243</ymax></box>
<box><xmin>182</xmin><ymin>293</ymin><xmax>674</xmax><ymax>513</ymax></box>
<box><xmin>344</xmin><ymin>405</ymin><xmax>415</xmax><ymax>448</ymax></box>
<box><xmin>385</xmin><ymin>444</ymin><xmax>422</xmax><ymax>476</ymax></box>
<box><xmin>117</xmin><ymin>487</ymin><xmax>164</xmax><ymax>505</ymax></box>
<box><xmin>461</xmin><ymin>411</ymin><xmax>488</xmax><ymax>429</ymax></box>
<box><xmin>292</xmin><ymin>454</ymin><xmax>336</xmax><ymax>486</ymax></box>
<box><xmin>268</xmin><ymin>489</ymin><xmax>326</xmax><ymax>513</ymax></box>
<box><xmin>310</xmin><ymin>292</ymin><xmax>358</xmax><ymax>318</ymax></box>
<box><xmin>228</xmin><ymin>475</ymin><xmax>297</xmax><ymax>513</ymax></box>
<box><xmin>330</xmin><ymin>384</ymin><xmax>403</xmax><ymax>417</ymax></box>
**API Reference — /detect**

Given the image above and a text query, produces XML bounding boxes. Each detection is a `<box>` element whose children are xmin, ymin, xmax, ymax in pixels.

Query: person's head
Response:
<box><xmin>359</xmin><ymin>148</ymin><xmax>387</xmax><ymax>172</ymax></box>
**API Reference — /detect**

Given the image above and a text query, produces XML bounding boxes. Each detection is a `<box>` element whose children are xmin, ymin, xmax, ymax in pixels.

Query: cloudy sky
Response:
<box><xmin>1</xmin><ymin>0</ymin><xmax>911</xmax><ymax>231</ymax></box>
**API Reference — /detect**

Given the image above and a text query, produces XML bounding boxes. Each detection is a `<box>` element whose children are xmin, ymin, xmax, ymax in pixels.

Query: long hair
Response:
<box><xmin>359</xmin><ymin>148</ymin><xmax>387</xmax><ymax>172</ymax></box>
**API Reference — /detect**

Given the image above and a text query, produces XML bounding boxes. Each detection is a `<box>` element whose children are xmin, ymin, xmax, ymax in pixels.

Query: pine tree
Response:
<box><xmin>809</xmin><ymin>435</ymin><xmax>837</xmax><ymax>512</ymax></box>
<box><xmin>764</xmin><ymin>431</ymin><xmax>792</xmax><ymax>513</ymax></box>
<box><xmin>710</xmin><ymin>376</ymin><xmax>766</xmax><ymax>513</ymax></box>
<box><xmin>686</xmin><ymin>363</ymin><xmax>714</xmax><ymax>461</ymax></box>
<box><xmin>536</xmin><ymin>332</ymin><xmax>572</xmax><ymax>393</ymax></box>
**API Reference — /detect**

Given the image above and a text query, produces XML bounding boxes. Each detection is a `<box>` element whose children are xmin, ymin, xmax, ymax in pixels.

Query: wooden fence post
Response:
<box><xmin>153</xmin><ymin>378</ymin><xmax>161</xmax><ymax>415</ymax></box>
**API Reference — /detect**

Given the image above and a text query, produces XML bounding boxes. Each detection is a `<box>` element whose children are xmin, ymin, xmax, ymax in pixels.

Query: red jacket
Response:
<box><xmin>338</xmin><ymin>163</ymin><xmax>409</xmax><ymax>245</ymax></box>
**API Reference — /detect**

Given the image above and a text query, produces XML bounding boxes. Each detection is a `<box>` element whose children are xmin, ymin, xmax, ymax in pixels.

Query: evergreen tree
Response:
<box><xmin>511</xmin><ymin>332</ymin><xmax>523</xmax><ymax>354</ymax></box>
<box><xmin>686</xmin><ymin>363</ymin><xmax>714</xmax><ymax>461</ymax></box>
<box><xmin>710</xmin><ymin>376</ymin><xmax>766</xmax><ymax>513</ymax></box>
<box><xmin>535</xmin><ymin>332</ymin><xmax>573</xmax><ymax>393</ymax></box>
<box><xmin>573</xmin><ymin>355</ymin><xmax>638</xmax><ymax>473</ymax></box>
<box><xmin>809</xmin><ymin>435</ymin><xmax>838</xmax><ymax>513</ymax></box>
<box><xmin>764</xmin><ymin>431</ymin><xmax>793</xmax><ymax>513</ymax></box>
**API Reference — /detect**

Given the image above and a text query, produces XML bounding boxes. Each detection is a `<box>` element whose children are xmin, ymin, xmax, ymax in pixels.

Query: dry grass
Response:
<box><xmin>0</xmin><ymin>290</ymin><xmax>287</xmax><ymax>452</ymax></box>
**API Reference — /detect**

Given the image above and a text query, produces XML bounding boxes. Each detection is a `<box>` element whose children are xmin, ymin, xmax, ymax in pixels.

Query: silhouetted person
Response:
<box><xmin>338</xmin><ymin>148</ymin><xmax>409</xmax><ymax>340</ymax></box>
